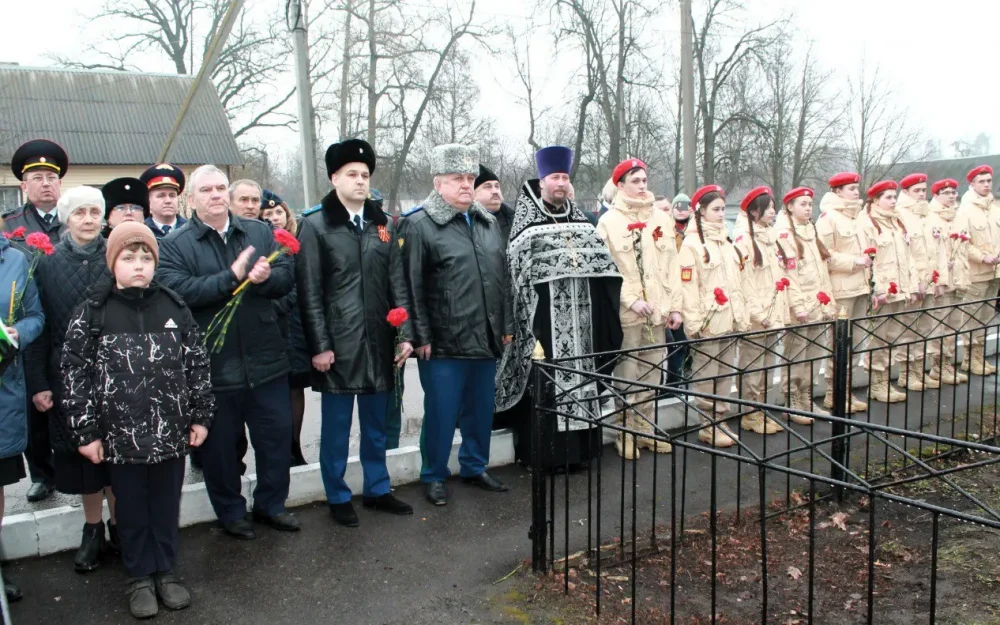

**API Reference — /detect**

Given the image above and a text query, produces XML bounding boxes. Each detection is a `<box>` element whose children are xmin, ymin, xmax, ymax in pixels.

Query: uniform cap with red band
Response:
<box><xmin>612</xmin><ymin>158</ymin><xmax>647</xmax><ymax>184</ymax></box>
<box><xmin>691</xmin><ymin>184</ymin><xmax>725</xmax><ymax>209</ymax></box>
<box><xmin>866</xmin><ymin>180</ymin><xmax>898</xmax><ymax>198</ymax></box>
<box><xmin>739</xmin><ymin>186</ymin><xmax>771</xmax><ymax>211</ymax></box>
<box><xmin>782</xmin><ymin>187</ymin><xmax>814</xmax><ymax>205</ymax></box>
<box><xmin>931</xmin><ymin>179</ymin><xmax>959</xmax><ymax>195</ymax></box>
<box><xmin>900</xmin><ymin>173</ymin><xmax>927</xmax><ymax>189</ymax></box>
<box><xmin>139</xmin><ymin>163</ymin><xmax>186</xmax><ymax>194</ymax></box>
<box><xmin>828</xmin><ymin>172</ymin><xmax>861</xmax><ymax>188</ymax></box>
<box><xmin>967</xmin><ymin>165</ymin><xmax>993</xmax><ymax>182</ymax></box>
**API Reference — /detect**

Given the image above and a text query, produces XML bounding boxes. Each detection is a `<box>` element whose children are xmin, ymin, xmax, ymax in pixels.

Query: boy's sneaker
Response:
<box><xmin>154</xmin><ymin>570</ymin><xmax>191</xmax><ymax>610</ymax></box>
<box><xmin>127</xmin><ymin>577</ymin><xmax>158</xmax><ymax>619</ymax></box>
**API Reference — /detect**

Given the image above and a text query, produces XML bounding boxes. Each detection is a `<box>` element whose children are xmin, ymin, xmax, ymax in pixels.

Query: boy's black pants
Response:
<box><xmin>109</xmin><ymin>457</ymin><xmax>186</xmax><ymax>578</ymax></box>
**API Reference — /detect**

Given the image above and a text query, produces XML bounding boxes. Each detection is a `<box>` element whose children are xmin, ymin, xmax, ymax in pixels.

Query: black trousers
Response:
<box><xmin>25</xmin><ymin>405</ymin><xmax>53</xmax><ymax>484</ymax></box>
<box><xmin>202</xmin><ymin>377</ymin><xmax>292</xmax><ymax>523</ymax></box>
<box><xmin>666</xmin><ymin>324</ymin><xmax>691</xmax><ymax>385</ymax></box>
<box><xmin>109</xmin><ymin>457</ymin><xmax>185</xmax><ymax>578</ymax></box>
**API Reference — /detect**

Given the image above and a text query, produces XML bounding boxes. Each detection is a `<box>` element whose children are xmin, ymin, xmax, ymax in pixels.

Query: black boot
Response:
<box><xmin>291</xmin><ymin>440</ymin><xmax>307</xmax><ymax>467</ymax></box>
<box><xmin>107</xmin><ymin>520</ymin><xmax>120</xmax><ymax>554</ymax></box>
<box><xmin>74</xmin><ymin>522</ymin><xmax>106</xmax><ymax>573</ymax></box>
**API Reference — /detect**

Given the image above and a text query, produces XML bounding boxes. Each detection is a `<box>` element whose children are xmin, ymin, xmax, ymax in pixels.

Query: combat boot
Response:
<box><xmin>870</xmin><ymin>370</ymin><xmax>906</xmax><ymax>403</ymax></box>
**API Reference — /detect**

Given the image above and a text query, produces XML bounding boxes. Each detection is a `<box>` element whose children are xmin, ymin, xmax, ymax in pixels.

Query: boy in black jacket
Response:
<box><xmin>62</xmin><ymin>222</ymin><xmax>214</xmax><ymax>619</ymax></box>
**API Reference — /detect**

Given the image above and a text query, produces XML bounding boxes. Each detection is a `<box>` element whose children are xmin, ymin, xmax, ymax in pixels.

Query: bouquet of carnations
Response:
<box><xmin>386</xmin><ymin>307</ymin><xmax>409</xmax><ymax>407</ymax></box>
<box><xmin>204</xmin><ymin>229</ymin><xmax>300</xmax><ymax>353</ymax></box>
<box><xmin>1</xmin><ymin>229</ymin><xmax>54</xmax><ymax>378</ymax></box>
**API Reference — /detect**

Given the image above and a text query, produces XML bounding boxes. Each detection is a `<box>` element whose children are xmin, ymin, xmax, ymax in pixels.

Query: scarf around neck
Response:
<box><xmin>928</xmin><ymin>198</ymin><xmax>957</xmax><ymax>221</ymax></box>
<box><xmin>897</xmin><ymin>191</ymin><xmax>929</xmax><ymax>217</ymax></box>
<box><xmin>963</xmin><ymin>188</ymin><xmax>994</xmax><ymax>211</ymax></box>
<box><xmin>820</xmin><ymin>191</ymin><xmax>863</xmax><ymax>219</ymax></box>
<box><xmin>699</xmin><ymin>218</ymin><xmax>727</xmax><ymax>242</ymax></box>
<box><xmin>868</xmin><ymin>204</ymin><xmax>900</xmax><ymax>227</ymax></box>
<box><xmin>612</xmin><ymin>191</ymin><xmax>655</xmax><ymax>215</ymax></box>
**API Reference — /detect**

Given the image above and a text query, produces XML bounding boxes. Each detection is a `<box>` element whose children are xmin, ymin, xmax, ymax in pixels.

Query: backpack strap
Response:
<box><xmin>88</xmin><ymin>299</ymin><xmax>105</xmax><ymax>339</ymax></box>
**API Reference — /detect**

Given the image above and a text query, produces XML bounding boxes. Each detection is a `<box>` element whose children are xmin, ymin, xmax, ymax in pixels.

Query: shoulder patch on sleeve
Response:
<box><xmin>779</xmin><ymin>232</ymin><xmax>790</xmax><ymax>239</ymax></box>
<box><xmin>680</xmin><ymin>267</ymin><xmax>693</xmax><ymax>282</ymax></box>
<box><xmin>402</xmin><ymin>205</ymin><xmax>424</xmax><ymax>217</ymax></box>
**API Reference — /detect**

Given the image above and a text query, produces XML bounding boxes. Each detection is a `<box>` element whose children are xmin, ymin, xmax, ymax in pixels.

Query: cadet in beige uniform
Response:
<box><xmin>895</xmin><ymin>173</ymin><xmax>939</xmax><ymax>391</ymax></box>
<box><xmin>815</xmin><ymin>172</ymin><xmax>870</xmax><ymax>413</ymax></box>
<box><xmin>956</xmin><ymin>164</ymin><xmax>1000</xmax><ymax>376</ymax></box>
<box><xmin>858</xmin><ymin>180</ymin><xmax>920</xmax><ymax>402</ymax></box>
<box><xmin>597</xmin><ymin>158</ymin><xmax>683</xmax><ymax>459</ymax></box>
<box><xmin>733</xmin><ymin>187</ymin><xmax>788</xmax><ymax>435</ymax></box>
<box><xmin>677</xmin><ymin>185</ymin><xmax>749</xmax><ymax>448</ymax></box>
<box><xmin>925</xmin><ymin>178</ymin><xmax>970</xmax><ymax>385</ymax></box>
<box><xmin>776</xmin><ymin>187</ymin><xmax>837</xmax><ymax>422</ymax></box>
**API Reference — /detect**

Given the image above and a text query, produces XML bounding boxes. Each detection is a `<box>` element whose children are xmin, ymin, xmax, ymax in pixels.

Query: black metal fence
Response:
<box><xmin>528</xmin><ymin>296</ymin><xmax>1000</xmax><ymax>624</ymax></box>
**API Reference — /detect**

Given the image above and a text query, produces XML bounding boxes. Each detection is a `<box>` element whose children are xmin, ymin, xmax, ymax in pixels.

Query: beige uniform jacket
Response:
<box><xmin>924</xmin><ymin>200</ymin><xmax>970</xmax><ymax>293</ymax></box>
<box><xmin>676</xmin><ymin>221</ymin><xmax>749</xmax><ymax>338</ymax></box>
<box><xmin>895</xmin><ymin>193</ymin><xmax>932</xmax><ymax>290</ymax></box>
<box><xmin>596</xmin><ymin>192</ymin><xmax>683</xmax><ymax>328</ymax></box>
<box><xmin>815</xmin><ymin>192</ymin><xmax>869</xmax><ymax>299</ymax></box>
<box><xmin>955</xmin><ymin>189</ymin><xmax>1000</xmax><ymax>284</ymax></box>
<box><xmin>733</xmin><ymin>213</ymin><xmax>790</xmax><ymax>329</ymax></box>
<box><xmin>775</xmin><ymin>212</ymin><xmax>837</xmax><ymax>322</ymax></box>
<box><xmin>858</xmin><ymin>206</ymin><xmax>919</xmax><ymax>304</ymax></box>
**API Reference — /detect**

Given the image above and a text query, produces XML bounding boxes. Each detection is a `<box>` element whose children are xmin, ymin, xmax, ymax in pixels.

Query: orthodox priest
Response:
<box><xmin>495</xmin><ymin>146</ymin><xmax>623</xmax><ymax>468</ymax></box>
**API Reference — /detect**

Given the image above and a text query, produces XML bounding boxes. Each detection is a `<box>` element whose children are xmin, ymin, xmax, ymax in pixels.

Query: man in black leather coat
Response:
<box><xmin>396</xmin><ymin>143</ymin><xmax>512</xmax><ymax>506</ymax></box>
<box><xmin>296</xmin><ymin>139</ymin><xmax>415</xmax><ymax>527</ymax></box>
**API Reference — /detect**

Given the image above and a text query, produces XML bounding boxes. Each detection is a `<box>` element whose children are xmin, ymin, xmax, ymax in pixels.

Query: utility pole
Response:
<box><xmin>158</xmin><ymin>0</ymin><xmax>245</xmax><ymax>163</ymax></box>
<box><xmin>289</xmin><ymin>0</ymin><xmax>321</xmax><ymax>206</ymax></box>
<box><xmin>680</xmin><ymin>0</ymin><xmax>697</xmax><ymax>195</ymax></box>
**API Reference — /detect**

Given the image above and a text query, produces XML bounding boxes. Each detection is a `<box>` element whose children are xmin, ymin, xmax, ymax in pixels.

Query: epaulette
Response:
<box><xmin>301</xmin><ymin>203</ymin><xmax>322</xmax><ymax>217</ymax></box>
<box><xmin>402</xmin><ymin>205</ymin><xmax>424</xmax><ymax>217</ymax></box>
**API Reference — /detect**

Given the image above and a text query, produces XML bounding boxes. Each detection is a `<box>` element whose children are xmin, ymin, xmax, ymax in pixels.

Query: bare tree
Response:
<box><xmin>691</xmin><ymin>0</ymin><xmax>784</xmax><ymax>183</ymax></box>
<box><xmin>847</xmin><ymin>60</ymin><xmax>927</xmax><ymax>184</ymax></box>
<box><xmin>53</xmin><ymin>0</ymin><xmax>298</xmax><ymax>139</ymax></box>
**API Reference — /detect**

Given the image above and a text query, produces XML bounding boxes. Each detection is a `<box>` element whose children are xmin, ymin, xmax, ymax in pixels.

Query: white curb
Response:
<box><xmin>2</xmin><ymin>430</ymin><xmax>515</xmax><ymax>561</ymax></box>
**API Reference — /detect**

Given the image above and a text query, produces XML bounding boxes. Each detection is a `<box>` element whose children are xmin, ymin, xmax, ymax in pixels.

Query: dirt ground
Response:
<box><xmin>492</xmin><ymin>413</ymin><xmax>1000</xmax><ymax>624</ymax></box>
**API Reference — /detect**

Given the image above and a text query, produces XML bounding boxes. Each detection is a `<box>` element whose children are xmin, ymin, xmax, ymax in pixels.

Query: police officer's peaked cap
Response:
<box><xmin>140</xmin><ymin>163</ymin><xmax>186</xmax><ymax>194</ymax></box>
<box><xmin>11</xmin><ymin>139</ymin><xmax>69</xmax><ymax>181</ymax></box>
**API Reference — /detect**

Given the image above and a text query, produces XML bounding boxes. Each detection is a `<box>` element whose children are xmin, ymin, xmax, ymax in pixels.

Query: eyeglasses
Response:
<box><xmin>26</xmin><ymin>174</ymin><xmax>59</xmax><ymax>184</ymax></box>
<box><xmin>113</xmin><ymin>204</ymin><xmax>144</xmax><ymax>214</ymax></box>
<box><xmin>939</xmin><ymin>190</ymin><xmax>958</xmax><ymax>196</ymax></box>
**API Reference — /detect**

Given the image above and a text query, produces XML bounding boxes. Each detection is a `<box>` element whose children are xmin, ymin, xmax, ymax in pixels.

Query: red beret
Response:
<box><xmin>691</xmin><ymin>184</ymin><xmax>725</xmax><ymax>209</ymax></box>
<box><xmin>782</xmin><ymin>187</ymin><xmax>815</xmax><ymax>206</ymax></box>
<box><xmin>828</xmin><ymin>172</ymin><xmax>861</xmax><ymax>188</ymax></box>
<box><xmin>740</xmin><ymin>186</ymin><xmax>772</xmax><ymax>211</ymax></box>
<box><xmin>967</xmin><ymin>165</ymin><xmax>993</xmax><ymax>182</ymax></box>
<box><xmin>866</xmin><ymin>180</ymin><xmax>898</xmax><ymax>198</ymax></box>
<box><xmin>931</xmin><ymin>178</ymin><xmax>959</xmax><ymax>195</ymax></box>
<box><xmin>900</xmin><ymin>173</ymin><xmax>927</xmax><ymax>189</ymax></box>
<box><xmin>612</xmin><ymin>158</ymin><xmax>647</xmax><ymax>184</ymax></box>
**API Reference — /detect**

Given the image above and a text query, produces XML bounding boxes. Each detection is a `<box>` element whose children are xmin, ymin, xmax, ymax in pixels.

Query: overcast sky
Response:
<box><xmin>3</xmin><ymin>0</ymin><xmax>999</xmax><ymax>158</ymax></box>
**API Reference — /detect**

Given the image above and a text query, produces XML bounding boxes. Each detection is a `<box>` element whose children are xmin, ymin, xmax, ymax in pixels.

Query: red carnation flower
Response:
<box><xmin>25</xmin><ymin>232</ymin><xmax>55</xmax><ymax>255</ymax></box>
<box><xmin>627</xmin><ymin>222</ymin><xmax>647</xmax><ymax>231</ymax></box>
<box><xmin>713</xmin><ymin>287</ymin><xmax>728</xmax><ymax>306</ymax></box>
<box><xmin>961</xmin><ymin>233</ymin><xmax>971</xmax><ymax>242</ymax></box>
<box><xmin>781</xmin><ymin>277</ymin><xmax>790</xmax><ymax>287</ymax></box>
<box><xmin>931</xmin><ymin>269</ymin><xmax>940</xmax><ymax>284</ymax></box>
<box><xmin>775</xmin><ymin>280</ymin><xmax>786</xmax><ymax>292</ymax></box>
<box><xmin>949</xmin><ymin>232</ymin><xmax>960</xmax><ymax>240</ymax></box>
<box><xmin>386</xmin><ymin>307</ymin><xmax>409</xmax><ymax>328</ymax></box>
<box><xmin>863</xmin><ymin>247</ymin><xmax>877</xmax><ymax>256</ymax></box>
<box><xmin>651</xmin><ymin>226</ymin><xmax>663</xmax><ymax>242</ymax></box>
<box><xmin>273</xmin><ymin>228</ymin><xmax>301</xmax><ymax>255</ymax></box>
<box><xmin>888</xmin><ymin>282</ymin><xmax>898</xmax><ymax>294</ymax></box>
<box><xmin>4</xmin><ymin>226</ymin><xmax>26</xmax><ymax>240</ymax></box>
<box><xmin>817</xmin><ymin>291</ymin><xmax>831</xmax><ymax>305</ymax></box>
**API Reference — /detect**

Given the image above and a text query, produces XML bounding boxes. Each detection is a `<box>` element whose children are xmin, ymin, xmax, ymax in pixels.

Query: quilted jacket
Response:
<box><xmin>24</xmin><ymin>235</ymin><xmax>112</xmax><ymax>453</ymax></box>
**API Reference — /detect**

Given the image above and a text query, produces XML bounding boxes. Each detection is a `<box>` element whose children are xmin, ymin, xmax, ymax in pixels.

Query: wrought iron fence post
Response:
<box><xmin>830</xmin><ymin>310</ymin><xmax>851</xmax><ymax>501</ymax></box>
<box><xmin>530</xmin><ymin>341</ymin><xmax>552</xmax><ymax>573</ymax></box>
